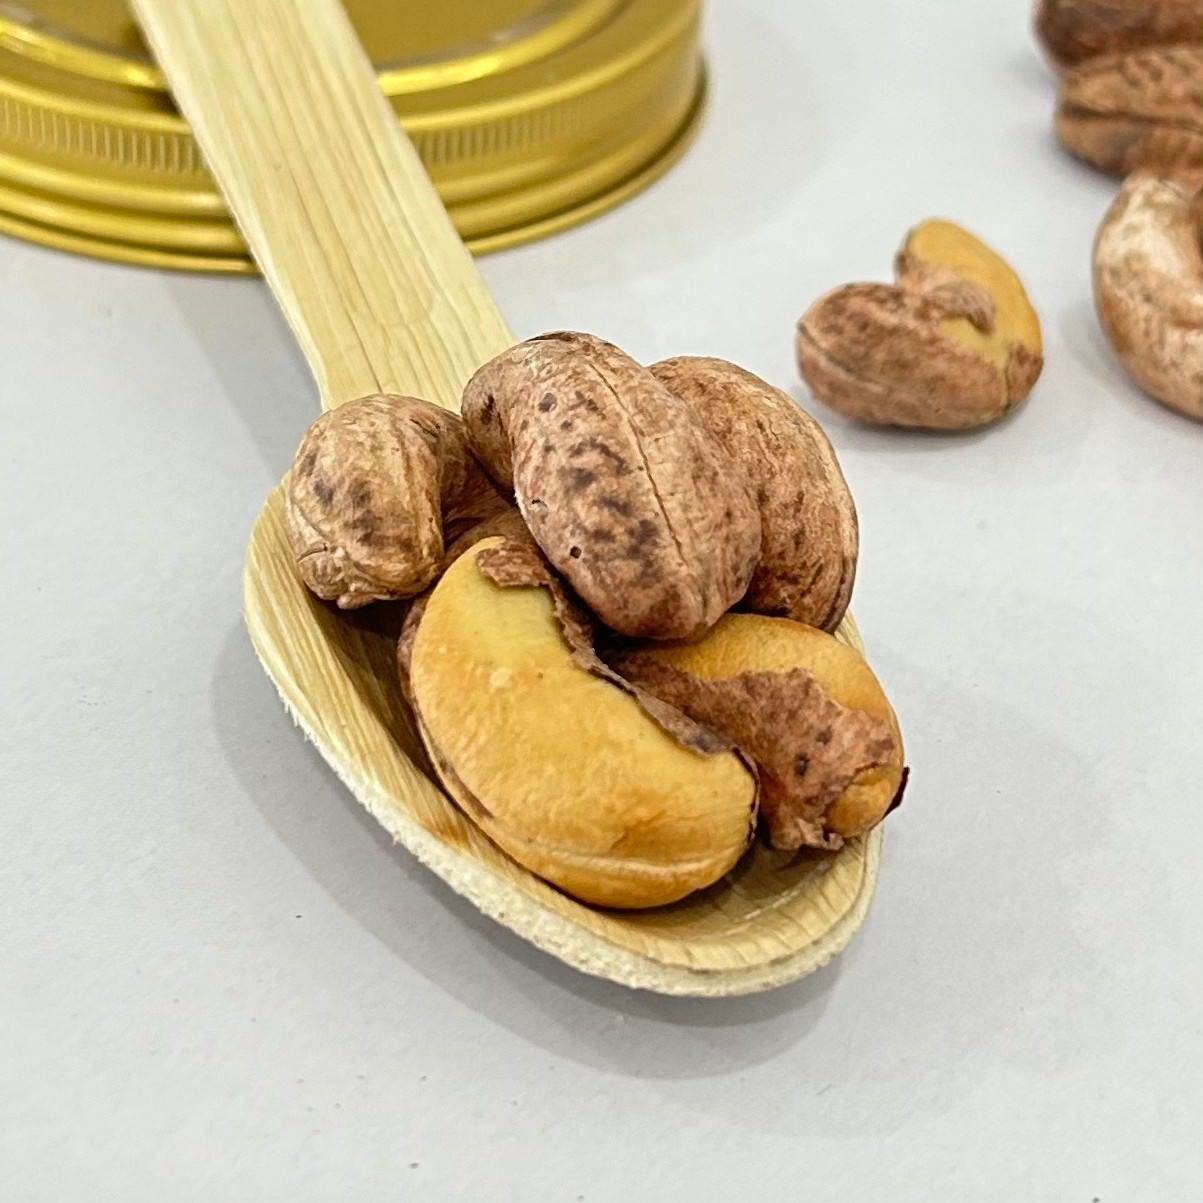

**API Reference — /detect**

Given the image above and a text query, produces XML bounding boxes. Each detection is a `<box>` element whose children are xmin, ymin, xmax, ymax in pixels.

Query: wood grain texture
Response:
<box><xmin>131</xmin><ymin>0</ymin><xmax>510</xmax><ymax>410</ymax></box>
<box><xmin>134</xmin><ymin>0</ymin><xmax>883</xmax><ymax>995</ymax></box>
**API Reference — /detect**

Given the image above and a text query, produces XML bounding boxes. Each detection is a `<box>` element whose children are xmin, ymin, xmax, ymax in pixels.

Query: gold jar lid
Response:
<box><xmin>0</xmin><ymin>0</ymin><xmax>705</xmax><ymax>272</ymax></box>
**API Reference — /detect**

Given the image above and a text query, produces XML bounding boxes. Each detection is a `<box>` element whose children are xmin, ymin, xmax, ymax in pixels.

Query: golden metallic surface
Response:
<box><xmin>0</xmin><ymin>0</ymin><xmax>704</xmax><ymax>270</ymax></box>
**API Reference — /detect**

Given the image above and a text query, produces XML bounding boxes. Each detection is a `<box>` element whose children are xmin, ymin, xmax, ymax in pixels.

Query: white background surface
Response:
<box><xmin>3</xmin><ymin>2</ymin><xmax>1202</xmax><ymax>1199</ymax></box>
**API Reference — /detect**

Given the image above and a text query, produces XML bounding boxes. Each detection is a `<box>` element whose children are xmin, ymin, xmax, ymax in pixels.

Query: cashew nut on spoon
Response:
<box><xmin>297</xmin><ymin>336</ymin><xmax>904</xmax><ymax>910</ymax></box>
<box><xmin>136</xmin><ymin>0</ymin><xmax>905</xmax><ymax>994</ymax></box>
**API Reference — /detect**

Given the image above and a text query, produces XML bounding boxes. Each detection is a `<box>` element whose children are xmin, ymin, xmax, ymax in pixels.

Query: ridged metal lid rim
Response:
<box><xmin>0</xmin><ymin>71</ymin><xmax>706</xmax><ymax>270</ymax></box>
<box><xmin>0</xmin><ymin>0</ymin><xmax>705</xmax><ymax>269</ymax></box>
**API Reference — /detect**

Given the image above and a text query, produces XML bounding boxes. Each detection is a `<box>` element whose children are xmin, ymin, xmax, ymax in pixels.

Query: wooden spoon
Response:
<box><xmin>131</xmin><ymin>0</ymin><xmax>883</xmax><ymax>997</ymax></box>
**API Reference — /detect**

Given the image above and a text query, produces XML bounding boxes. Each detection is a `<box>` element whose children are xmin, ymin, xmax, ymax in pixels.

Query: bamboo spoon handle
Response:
<box><xmin>130</xmin><ymin>0</ymin><xmax>514</xmax><ymax>411</ymax></box>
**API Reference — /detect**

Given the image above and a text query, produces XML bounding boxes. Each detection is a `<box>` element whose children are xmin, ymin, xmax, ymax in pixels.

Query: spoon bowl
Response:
<box><xmin>136</xmin><ymin>0</ymin><xmax>883</xmax><ymax>996</ymax></box>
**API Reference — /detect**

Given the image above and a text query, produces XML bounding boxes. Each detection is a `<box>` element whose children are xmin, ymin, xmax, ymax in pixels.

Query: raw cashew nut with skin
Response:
<box><xmin>610</xmin><ymin>614</ymin><xmax>907</xmax><ymax>853</ymax></box>
<box><xmin>1035</xmin><ymin>0</ymin><xmax>1203</xmax><ymax>69</ymax></box>
<box><xmin>648</xmin><ymin>356</ymin><xmax>859</xmax><ymax>632</ymax></box>
<box><xmin>796</xmin><ymin>220</ymin><xmax>1043</xmax><ymax>430</ymax></box>
<box><xmin>462</xmin><ymin>332</ymin><xmax>762</xmax><ymax>640</ymax></box>
<box><xmin>1056</xmin><ymin>45</ymin><xmax>1203</xmax><ymax>176</ymax></box>
<box><xmin>285</xmin><ymin>394</ymin><xmax>507</xmax><ymax>608</ymax></box>
<box><xmin>1093</xmin><ymin>171</ymin><xmax>1203</xmax><ymax>421</ymax></box>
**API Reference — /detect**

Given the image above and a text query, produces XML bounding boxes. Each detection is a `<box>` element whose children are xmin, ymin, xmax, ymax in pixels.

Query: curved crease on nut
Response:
<box><xmin>1057</xmin><ymin>44</ymin><xmax>1203</xmax><ymax>175</ymax></box>
<box><xmin>797</xmin><ymin>220</ymin><xmax>1043</xmax><ymax>430</ymax></box>
<box><xmin>648</xmin><ymin>356</ymin><xmax>859</xmax><ymax>632</ymax></box>
<box><xmin>403</xmin><ymin>535</ymin><xmax>758</xmax><ymax>910</ymax></box>
<box><xmin>461</xmin><ymin>332</ymin><xmax>761</xmax><ymax>640</ymax></box>
<box><xmin>608</xmin><ymin>614</ymin><xmax>907</xmax><ymax>852</ymax></box>
<box><xmin>1035</xmin><ymin>0</ymin><xmax>1203</xmax><ymax>69</ymax></box>
<box><xmin>892</xmin><ymin>258</ymin><xmax>998</xmax><ymax>332</ymax></box>
<box><xmin>1093</xmin><ymin>170</ymin><xmax>1203</xmax><ymax>420</ymax></box>
<box><xmin>286</xmin><ymin>393</ymin><xmax>507</xmax><ymax>608</ymax></box>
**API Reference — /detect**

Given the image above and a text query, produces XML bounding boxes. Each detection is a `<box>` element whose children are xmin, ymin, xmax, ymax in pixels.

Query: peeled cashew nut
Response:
<box><xmin>609</xmin><ymin>614</ymin><xmax>907</xmax><ymax>853</ymax></box>
<box><xmin>404</xmin><ymin>536</ymin><xmax>757</xmax><ymax>909</ymax></box>
<box><xmin>1094</xmin><ymin>171</ymin><xmax>1203</xmax><ymax>421</ymax></box>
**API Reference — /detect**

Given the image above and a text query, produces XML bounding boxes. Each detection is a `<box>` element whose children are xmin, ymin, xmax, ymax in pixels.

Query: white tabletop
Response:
<box><xmin>4</xmin><ymin>2</ymin><xmax>1202</xmax><ymax>1199</ymax></box>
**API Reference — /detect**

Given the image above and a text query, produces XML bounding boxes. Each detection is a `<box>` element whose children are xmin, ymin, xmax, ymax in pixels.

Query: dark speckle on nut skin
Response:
<box><xmin>815</xmin><ymin>728</ymin><xmax>832</xmax><ymax>746</ymax></box>
<box><xmin>537</xmin><ymin>392</ymin><xmax>557</xmax><ymax>413</ymax></box>
<box><xmin>626</xmin><ymin>518</ymin><xmax>661</xmax><ymax>564</ymax></box>
<box><xmin>351</xmin><ymin>512</ymin><xmax>377</xmax><ymax>537</ymax></box>
<box><xmin>567</xmin><ymin>437</ymin><xmax>629</xmax><ymax>472</ymax></box>
<box><xmin>351</xmin><ymin>485</ymin><xmax>372</xmax><ymax>509</ymax></box>
<box><xmin>566</xmin><ymin>467</ymin><xmax>595</xmax><ymax>490</ymax></box>
<box><xmin>794</xmin><ymin>754</ymin><xmax>810</xmax><ymax>777</ymax></box>
<box><xmin>312</xmin><ymin>479</ymin><xmax>334</xmax><ymax>506</ymax></box>
<box><xmin>569</xmin><ymin>546</ymin><xmax>582</xmax><ymax>559</ymax></box>
<box><xmin>600</xmin><ymin>496</ymin><xmax>633</xmax><ymax>518</ymax></box>
<box><xmin>573</xmin><ymin>389</ymin><xmax>603</xmax><ymax>416</ymax></box>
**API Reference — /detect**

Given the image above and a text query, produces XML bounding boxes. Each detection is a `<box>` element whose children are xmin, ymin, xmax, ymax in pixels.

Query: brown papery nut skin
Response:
<box><xmin>797</xmin><ymin>220</ymin><xmax>1043</xmax><ymax>430</ymax></box>
<box><xmin>649</xmin><ymin>356</ymin><xmax>859</xmax><ymax>632</ymax></box>
<box><xmin>1057</xmin><ymin>45</ymin><xmax>1203</xmax><ymax>175</ymax></box>
<box><xmin>286</xmin><ymin>394</ymin><xmax>507</xmax><ymax>608</ymax></box>
<box><xmin>1093</xmin><ymin>171</ymin><xmax>1203</xmax><ymax>420</ymax></box>
<box><xmin>611</xmin><ymin>614</ymin><xmax>906</xmax><ymax>853</ymax></box>
<box><xmin>1036</xmin><ymin>0</ymin><xmax>1203</xmax><ymax>68</ymax></box>
<box><xmin>798</xmin><ymin>284</ymin><xmax>1005</xmax><ymax>430</ymax></box>
<box><xmin>462</xmin><ymin>332</ymin><xmax>761</xmax><ymax>640</ymax></box>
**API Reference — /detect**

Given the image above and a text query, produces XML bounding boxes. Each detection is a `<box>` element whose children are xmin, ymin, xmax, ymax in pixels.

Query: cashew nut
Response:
<box><xmin>797</xmin><ymin>220</ymin><xmax>1043</xmax><ymax>429</ymax></box>
<box><xmin>286</xmin><ymin>394</ymin><xmax>507</xmax><ymax>608</ymax></box>
<box><xmin>1093</xmin><ymin>171</ymin><xmax>1203</xmax><ymax>420</ymax></box>
<box><xmin>1036</xmin><ymin>0</ymin><xmax>1203</xmax><ymax>68</ymax></box>
<box><xmin>462</xmin><ymin>332</ymin><xmax>762</xmax><ymax>640</ymax></box>
<box><xmin>611</xmin><ymin>614</ymin><xmax>906</xmax><ymax>852</ymax></box>
<box><xmin>405</xmin><ymin>535</ymin><xmax>757</xmax><ymax>909</ymax></box>
<box><xmin>1057</xmin><ymin>44</ymin><xmax>1203</xmax><ymax>175</ymax></box>
<box><xmin>649</xmin><ymin>356</ymin><xmax>859</xmax><ymax>631</ymax></box>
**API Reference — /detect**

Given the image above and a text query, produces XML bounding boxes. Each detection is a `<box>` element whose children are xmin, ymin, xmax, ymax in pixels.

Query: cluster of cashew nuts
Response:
<box><xmin>1039</xmin><ymin>0</ymin><xmax>1203</xmax><ymax>420</ymax></box>
<box><xmin>283</xmin><ymin>333</ymin><xmax>906</xmax><ymax>909</ymax></box>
